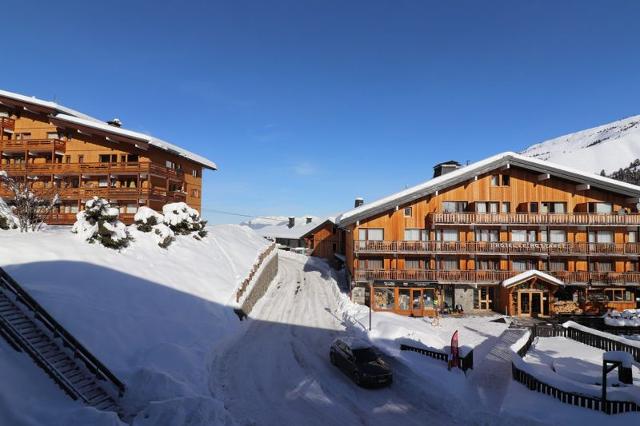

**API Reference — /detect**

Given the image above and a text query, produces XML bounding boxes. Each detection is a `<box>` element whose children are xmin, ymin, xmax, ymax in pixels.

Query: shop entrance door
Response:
<box><xmin>518</xmin><ymin>290</ymin><xmax>544</xmax><ymax>317</ymax></box>
<box><xmin>411</xmin><ymin>289</ymin><xmax>423</xmax><ymax>317</ymax></box>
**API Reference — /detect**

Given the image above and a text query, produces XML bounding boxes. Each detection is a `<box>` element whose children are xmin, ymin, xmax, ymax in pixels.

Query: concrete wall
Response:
<box><xmin>239</xmin><ymin>253</ymin><xmax>279</xmax><ymax>316</ymax></box>
<box><xmin>454</xmin><ymin>286</ymin><xmax>475</xmax><ymax>312</ymax></box>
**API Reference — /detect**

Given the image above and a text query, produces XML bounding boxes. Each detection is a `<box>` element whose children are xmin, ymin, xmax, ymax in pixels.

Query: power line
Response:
<box><xmin>201</xmin><ymin>208</ymin><xmax>286</xmax><ymax>222</ymax></box>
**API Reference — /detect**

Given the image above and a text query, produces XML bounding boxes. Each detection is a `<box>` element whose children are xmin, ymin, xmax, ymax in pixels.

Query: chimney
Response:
<box><xmin>433</xmin><ymin>160</ymin><xmax>461</xmax><ymax>178</ymax></box>
<box><xmin>288</xmin><ymin>217</ymin><xmax>295</xmax><ymax>228</ymax></box>
<box><xmin>107</xmin><ymin>118</ymin><xmax>122</xmax><ymax>128</ymax></box>
<box><xmin>354</xmin><ymin>197</ymin><xmax>364</xmax><ymax>208</ymax></box>
<box><xmin>306</xmin><ymin>216</ymin><xmax>312</xmax><ymax>224</ymax></box>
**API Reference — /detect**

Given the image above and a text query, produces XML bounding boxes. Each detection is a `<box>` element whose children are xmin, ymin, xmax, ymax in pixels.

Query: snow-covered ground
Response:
<box><xmin>521</xmin><ymin>114</ymin><xmax>640</xmax><ymax>174</ymax></box>
<box><xmin>0</xmin><ymin>224</ymin><xmax>270</xmax><ymax>425</ymax></box>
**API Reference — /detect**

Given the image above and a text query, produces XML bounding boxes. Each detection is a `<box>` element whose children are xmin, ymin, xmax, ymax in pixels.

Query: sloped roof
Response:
<box><xmin>501</xmin><ymin>270</ymin><xmax>565</xmax><ymax>288</ymax></box>
<box><xmin>337</xmin><ymin>152</ymin><xmax>640</xmax><ymax>226</ymax></box>
<box><xmin>0</xmin><ymin>89</ymin><xmax>216</xmax><ymax>170</ymax></box>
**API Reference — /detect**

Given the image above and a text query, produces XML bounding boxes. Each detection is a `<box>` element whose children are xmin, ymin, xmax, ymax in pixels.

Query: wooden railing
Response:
<box><xmin>429</xmin><ymin>212</ymin><xmax>640</xmax><ymax>226</ymax></box>
<box><xmin>1</xmin><ymin>186</ymin><xmax>170</xmax><ymax>201</ymax></box>
<box><xmin>399</xmin><ymin>343</ymin><xmax>474</xmax><ymax>372</ymax></box>
<box><xmin>1</xmin><ymin>139</ymin><xmax>66</xmax><ymax>152</ymax></box>
<box><xmin>0</xmin><ymin>161</ymin><xmax>184</xmax><ymax>178</ymax></box>
<box><xmin>0</xmin><ymin>117</ymin><xmax>15</xmax><ymax>130</ymax></box>
<box><xmin>354</xmin><ymin>240</ymin><xmax>640</xmax><ymax>256</ymax></box>
<box><xmin>354</xmin><ymin>269</ymin><xmax>640</xmax><ymax>285</ymax></box>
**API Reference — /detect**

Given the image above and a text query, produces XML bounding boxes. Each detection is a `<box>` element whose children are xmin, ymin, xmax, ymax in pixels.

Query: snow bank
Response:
<box><xmin>603</xmin><ymin>351</ymin><xmax>634</xmax><ymax>368</ymax></box>
<box><xmin>0</xmin><ymin>225</ymin><xmax>270</xmax><ymax>424</ymax></box>
<box><xmin>563</xmin><ymin>321</ymin><xmax>640</xmax><ymax>349</ymax></box>
<box><xmin>0</xmin><ymin>197</ymin><xmax>18</xmax><ymax>230</ymax></box>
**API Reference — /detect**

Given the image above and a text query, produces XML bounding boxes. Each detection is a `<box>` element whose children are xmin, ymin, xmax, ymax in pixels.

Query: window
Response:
<box><xmin>192</xmin><ymin>169</ymin><xmax>200</xmax><ymax>178</ymax></box>
<box><xmin>192</xmin><ymin>189</ymin><xmax>200</xmax><ymax>198</ymax></box>
<box><xmin>549</xmin><ymin>230</ymin><xmax>567</xmax><ymax>243</ymax></box>
<box><xmin>590</xmin><ymin>261</ymin><xmax>613</xmax><ymax>272</ymax></box>
<box><xmin>78</xmin><ymin>155</ymin><xmax>84</xmax><ymax>164</ymax></box>
<box><xmin>476</xmin><ymin>229</ymin><xmax>499</xmax><ymax>242</ymax></box>
<box><xmin>491</xmin><ymin>174</ymin><xmax>510</xmax><ymax>186</ymax></box>
<box><xmin>541</xmin><ymin>202</ymin><xmax>566</xmax><ymax>214</ymax></box>
<box><xmin>98</xmin><ymin>178</ymin><xmax>109</xmax><ymax>188</ymax></box>
<box><xmin>549</xmin><ymin>261</ymin><xmax>567</xmax><ymax>272</ymax></box>
<box><xmin>64</xmin><ymin>155</ymin><xmax>71</xmax><ymax>164</ymax></box>
<box><xmin>501</xmin><ymin>202</ymin><xmax>510</xmax><ymax>213</ymax></box>
<box><xmin>502</xmin><ymin>175</ymin><xmax>510</xmax><ymax>186</ymax></box>
<box><xmin>530</xmin><ymin>202</ymin><xmax>538</xmax><ymax>213</ymax></box>
<box><xmin>604</xmin><ymin>288</ymin><xmax>633</xmax><ymax>302</ymax></box>
<box><xmin>403</xmin><ymin>207</ymin><xmax>412</xmax><ymax>217</ymax></box>
<box><xmin>405</xmin><ymin>260</ymin><xmax>421</xmax><ymax>270</ymax></box>
<box><xmin>46</xmin><ymin>132</ymin><xmax>58</xmax><ymax>139</ymax></box>
<box><xmin>476</xmin><ymin>202</ymin><xmax>499</xmax><ymax>214</ymax></box>
<box><xmin>359</xmin><ymin>228</ymin><xmax>384</xmax><ymax>241</ymax></box>
<box><xmin>442</xmin><ymin>201</ymin><xmax>467</xmax><ymax>213</ymax></box>
<box><xmin>589</xmin><ymin>231</ymin><xmax>613</xmax><ymax>243</ymax></box>
<box><xmin>512</xmin><ymin>230</ymin><xmax>536</xmax><ymax>242</ymax></box>
<box><xmin>476</xmin><ymin>259</ymin><xmax>499</xmax><ymax>270</ymax></box>
<box><xmin>99</xmin><ymin>154</ymin><xmax>117</xmax><ymax>163</ymax></box>
<box><xmin>512</xmin><ymin>259</ymin><xmax>537</xmax><ymax>272</ymax></box>
<box><xmin>589</xmin><ymin>202</ymin><xmax>613</xmax><ymax>214</ymax></box>
<box><xmin>423</xmin><ymin>289</ymin><xmax>435</xmax><ymax>309</ymax></box>
<box><xmin>404</xmin><ymin>229</ymin><xmax>422</xmax><ymax>241</ymax></box>
<box><xmin>374</xmin><ymin>288</ymin><xmax>395</xmax><ymax>310</ymax></box>
<box><xmin>166</xmin><ymin>160</ymin><xmax>176</xmax><ymax>169</ymax></box>
<box><xmin>491</xmin><ymin>175</ymin><xmax>500</xmax><ymax>186</ymax></box>
<box><xmin>436</xmin><ymin>229</ymin><xmax>458</xmax><ymax>242</ymax></box>
<box><xmin>16</xmin><ymin>132</ymin><xmax>31</xmax><ymax>140</ymax></box>
<box><xmin>126</xmin><ymin>204</ymin><xmax>137</xmax><ymax>214</ymax></box>
<box><xmin>628</xmin><ymin>231</ymin><xmax>637</xmax><ymax>243</ymax></box>
<box><xmin>440</xmin><ymin>258</ymin><xmax>458</xmax><ymax>270</ymax></box>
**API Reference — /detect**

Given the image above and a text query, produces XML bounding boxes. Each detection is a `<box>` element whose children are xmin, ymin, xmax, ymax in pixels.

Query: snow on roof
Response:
<box><xmin>501</xmin><ymin>270</ymin><xmax>565</xmax><ymax>288</ymax></box>
<box><xmin>243</xmin><ymin>216</ymin><xmax>325</xmax><ymax>240</ymax></box>
<box><xmin>0</xmin><ymin>88</ymin><xmax>217</xmax><ymax>170</ymax></box>
<box><xmin>337</xmin><ymin>151</ymin><xmax>640</xmax><ymax>226</ymax></box>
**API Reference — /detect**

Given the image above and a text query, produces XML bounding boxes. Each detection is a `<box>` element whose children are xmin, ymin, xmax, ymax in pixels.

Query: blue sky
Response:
<box><xmin>3</xmin><ymin>1</ymin><xmax>640</xmax><ymax>223</ymax></box>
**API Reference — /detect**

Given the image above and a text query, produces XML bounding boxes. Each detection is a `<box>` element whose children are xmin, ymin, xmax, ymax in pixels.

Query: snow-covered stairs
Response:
<box><xmin>0</xmin><ymin>268</ymin><xmax>125</xmax><ymax>417</ymax></box>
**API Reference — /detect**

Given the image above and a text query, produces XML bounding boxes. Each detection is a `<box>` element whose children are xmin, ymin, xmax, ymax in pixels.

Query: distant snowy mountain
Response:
<box><xmin>521</xmin><ymin>115</ymin><xmax>640</xmax><ymax>175</ymax></box>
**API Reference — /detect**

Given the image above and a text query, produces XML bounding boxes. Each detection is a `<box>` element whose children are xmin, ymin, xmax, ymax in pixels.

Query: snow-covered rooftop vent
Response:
<box><xmin>107</xmin><ymin>118</ymin><xmax>122</xmax><ymax>128</ymax></box>
<box><xmin>288</xmin><ymin>217</ymin><xmax>295</xmax><ymax>228</ymax></box>
<box><xmin>354</xmin><ymin>197</ymin><xmax>364</xmax><ymax>208</ymax></box>
<box><xmin>433</xmin><ymin>160</ymin><xmax>461</xmax><ymax>178</ymax></box>
<box><xmin>305</xmin><ymin>216</ymin><xmax>313</xmax><ymax>224</ymax></box>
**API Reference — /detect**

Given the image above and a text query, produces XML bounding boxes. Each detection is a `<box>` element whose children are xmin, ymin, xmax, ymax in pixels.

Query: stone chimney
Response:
<box><xmin>354</xmin><ymin>197</ymin><xmax>364</xmax><ymax>208</ymax></box>
<box><xmin>433</xmin><ymin>160</ymin><xmax>461</xmax><ymax>178</ymax></box>
<box><xmin>288</xmin><ymin>217</ymin><xmax>295</xmax><ymax>228</ymax></box>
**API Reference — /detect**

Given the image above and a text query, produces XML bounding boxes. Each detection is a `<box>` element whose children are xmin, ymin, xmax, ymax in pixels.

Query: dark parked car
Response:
<box><xmin>329</xmin><ymin>338</ymin><xmax>392</xmax><ymax>387</ymax></box>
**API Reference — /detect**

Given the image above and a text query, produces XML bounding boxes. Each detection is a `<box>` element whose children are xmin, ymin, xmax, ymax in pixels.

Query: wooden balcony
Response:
<box><xmin>354</xmin><ymin>269</ymin><xmax>640</xmax><ymax>285</ymax></box>
<box><xmin>47</xmin><ymin>212</ymin><xmax>136</xmax><ymax>225</ymax></box>
<box><xmin>0</xmin><ymin>162</ymin><xmax>183</xmax><ymax>178</ymax></box>
<box><xmin>428</xmin><ymin>212</ymin><xmax>640</xmax><ymax>226</ymax></box>
<box><xmin>354</xmin><ymin>240</ymin><xmax>640</xmax><ymax>256</ymax></box>
<box><xmin>1</xmin><ymin>186</ymin><xmax>169</xmax><ymax>202</ymax></box>
<box><xmin>0</xmin><ymin>117</ymin><xmax>15</xmax><ymax>130</ymax></box>
<box><xmin>1</xmin><ymin>139</ymin><xmax>66</xmax><ymax>152</ymax></box>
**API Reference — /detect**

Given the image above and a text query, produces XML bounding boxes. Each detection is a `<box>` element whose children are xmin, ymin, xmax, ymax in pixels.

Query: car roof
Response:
<box><xmin>334</xmin><ymin>337</ymin><xmax>372</xmax><ymax>350</ymax></box>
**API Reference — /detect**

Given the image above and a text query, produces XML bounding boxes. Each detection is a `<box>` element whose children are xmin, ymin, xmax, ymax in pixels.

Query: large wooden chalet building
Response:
<box><xmin>0</xmin><ymin>89</ymin><xmax>216</xmax><ymax>224</ymax></box>
<box><xmin>336</xmin><ymin>152</ymin><xmax>640</xmax><ymax>318</ymax></box>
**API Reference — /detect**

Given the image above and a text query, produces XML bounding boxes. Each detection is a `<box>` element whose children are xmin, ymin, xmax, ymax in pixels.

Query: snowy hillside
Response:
<box><xmin>521</xmin><ymin>115</ymin><xmax>640</xmax><ymax>174</ymax></box>
<box><xmin>0</xmin><ymin>225</ymin><xmax>270</xmax><ymax>425</ymax></box>
<box><xmin>242</xmin><ymin>215</ymin><xmax>322</xmax><ymax>240</ymax></box>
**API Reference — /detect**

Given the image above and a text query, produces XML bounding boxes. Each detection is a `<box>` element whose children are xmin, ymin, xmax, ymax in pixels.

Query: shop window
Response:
<box><xmin>397</xmin><ymin>289</ymin><xmax>410</xmax><ymax>310</ymax></box>
<box><xmin>374</xmin><ymin>288</ymin><xmax>395</xmax><ymax>310</ymax></box>
<box><xmin>423</xmin><ymin>289</ymin><xmax>435</xmax><ymax>309</ymax></box>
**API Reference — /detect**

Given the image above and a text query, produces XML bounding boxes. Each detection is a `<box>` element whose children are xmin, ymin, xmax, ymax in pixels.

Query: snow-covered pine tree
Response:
<box><xmin>162</xmin><ymin>202</ymin><xmax>207</xmax><ymax>239</ymax></box>
<box><xmin>133</xmin><ymin>206</ymin><xmax>175</xmax><ymax>248</ymax></box>
<box><xmin>72</xmin><ymin>197</ymin><xmax>132</xmax><ymax>249</ymax></box>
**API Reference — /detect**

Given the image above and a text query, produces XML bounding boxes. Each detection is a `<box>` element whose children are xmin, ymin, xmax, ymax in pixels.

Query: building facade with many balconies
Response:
<box><xmin>0</xmin><ymin>89</ymin><xmax>216</xmax><ymax>224</ymax></box>
<box><xmin>337</xmin><ymin>152</ymin><xmax>640</xmax><ymax>318</ymax></box>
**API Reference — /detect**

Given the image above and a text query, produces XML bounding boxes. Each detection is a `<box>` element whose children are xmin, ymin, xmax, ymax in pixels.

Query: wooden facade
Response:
<box><xmin>0</xmin><ymin>92</ymin><xmax>215</xmax><ymax>224</ymax></box>
<box><xmin>341</xmin><ymin>160</ymin><xmax>640</xmax><ymax>317</ymax></box>
<box><xmin>303</xmin><ymin>220</ymin><xmax>343</xmax><ymax>260</ymax></box>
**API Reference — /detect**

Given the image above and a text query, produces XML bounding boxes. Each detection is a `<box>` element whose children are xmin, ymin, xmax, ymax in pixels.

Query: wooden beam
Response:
<box><xmin>626</xmin><ymin>197</ymin><xmax>640</xmax><ymax>204</ymax></box>
<box><xmin>537</xmin><ymin>173</ymin><xmax>551</xmax><ymax>181</ymax></box>
<box><xmin>576</xmin><ymin>183</ymin><xmax>590</xmax><ymax>191</ymax></box>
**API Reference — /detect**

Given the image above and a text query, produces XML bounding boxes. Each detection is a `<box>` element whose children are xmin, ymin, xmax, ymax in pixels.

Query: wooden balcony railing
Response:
<box><xmin>1</xmin><ymin>186</ymin><xmax>169</xmax><ymax>202</ymax></box>
<box><xmin>0</xmin><ymin>117</ymin><xmax>15</xmax><ymax>130</ymax></box>
<box><xmin>354</xmin><ymin>240</ymin><xmax>640</xmax><ymax>256</ymax></box>
<box><xmin>354</xmin><ymin>269</ymin><xmax>640</xmax><ymax>285</ymax></box>
<box><xmin>0</xmin><ymin>161</ymin><xmax>183</xmax><ymax>178</ymax></box>
<box><xmin>47</xmin><ymin>212</ymin><xmax>136</xmax><ymax>225</ymax></box>
<box><xmin>428</xmin><ymin>212</ymin><xmax>640</xmax><ymax>226</ymax></box>
<box><xmin>1</xmin><ymin>139</ymin><xmax>66</xmax><ymax>152</ymax></box>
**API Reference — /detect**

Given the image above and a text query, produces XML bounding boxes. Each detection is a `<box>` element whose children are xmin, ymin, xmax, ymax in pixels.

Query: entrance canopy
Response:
<box><xmin>501</xmin><ymin>270</ymin><xmax>564</xmax><ymax>288</ymax></box>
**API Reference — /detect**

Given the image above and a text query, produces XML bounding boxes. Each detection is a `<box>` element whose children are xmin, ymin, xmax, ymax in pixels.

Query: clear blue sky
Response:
<box><xmin>4</xmin><ymin>1</ymin><xmax>640</xmax><ymax>223</ymax></box>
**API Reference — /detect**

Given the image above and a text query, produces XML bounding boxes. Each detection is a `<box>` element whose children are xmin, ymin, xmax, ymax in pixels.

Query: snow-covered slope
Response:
<box><xmin>242</xmin><ymin>215</ymin><xmax>322</xmax><ymax>240</ymax></box>
<box><xmin>0</xmin><ymin>225</ymin><xmax>270</xmax><ymax>425</ymax></box>
<box><xmin>521</xmin><ymin>115</ymin><xmax>640</xmax><ymax>174</ymax></box>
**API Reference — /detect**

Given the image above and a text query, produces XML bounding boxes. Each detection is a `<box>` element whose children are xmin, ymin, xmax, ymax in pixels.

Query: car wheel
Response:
<box><xmin>353</xmin><ymin>371</ymin><xmax>361</xmax><ymax>385</ymax></box>
<box><xmin>330</xmin><ymin>352</ymin><xmax>337</xmax><ymax>366</ymax></box>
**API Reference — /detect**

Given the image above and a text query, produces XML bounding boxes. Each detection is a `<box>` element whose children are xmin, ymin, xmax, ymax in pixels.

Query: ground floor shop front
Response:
<box><xmin>358</xmin><ymin>274</ymin><xmax>640</xmax><ymax>318</ymax></box>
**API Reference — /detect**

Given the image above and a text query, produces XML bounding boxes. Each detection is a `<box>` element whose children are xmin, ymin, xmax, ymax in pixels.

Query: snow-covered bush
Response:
<box><xmin>153</xmin><ymin>223</ymin><xmax>175</xmax><ymax>249</ymax></box>
<box><xmin>0</xmin><ymin>197</ymin><xmax>18</xmax><ymax>230</ymax></box>
<box><xmin>0</xmin><ymin>171</ymin><xmax>59</xmax><ymax>232</ymax></box>
<box><xmin>134</xmin><ymin>206</ymin><xmax>164</xmax><ymax>232</ymax></box>
<box><xmin>72</xmin><ymin>197</ymin><xmax>132</xmax><ymax>249</ymax></box>
<box><xmin>162</xmin><ymin>202</ymin><xmax>207</xmax><ymax>239</ymax></box>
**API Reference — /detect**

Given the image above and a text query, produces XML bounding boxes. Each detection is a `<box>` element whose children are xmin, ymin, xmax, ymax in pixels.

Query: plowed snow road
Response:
<box><xmin>212</xmin><ymin>253</ymin><xmax>466</xmax><ymax>426</ymax></box>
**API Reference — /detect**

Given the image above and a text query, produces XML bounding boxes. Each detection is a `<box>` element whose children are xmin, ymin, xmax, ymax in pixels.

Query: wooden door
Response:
<box><xmin>411</xmin><ymin>289</ymin><xmax>423</xmax><ymax>317</ymax></box>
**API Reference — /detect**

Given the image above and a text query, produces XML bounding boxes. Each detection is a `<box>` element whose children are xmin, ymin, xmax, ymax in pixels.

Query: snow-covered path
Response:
<box><xmin>212</xmin><ymin>254</ymin><xmax>466</xmax><ymax>426</ymax></box>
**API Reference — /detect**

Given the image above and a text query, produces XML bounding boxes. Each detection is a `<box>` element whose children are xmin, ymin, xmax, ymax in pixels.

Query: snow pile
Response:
<box><xmin>242</xmin><ymin>215</ymin><xmax>323</xmax><ymax>240</ymax></box>
<box><xmin>604</xmin><ymin>309</ymin><xmax>640</xmax><ymax>327</ymax></box>
<box><xmin>563</xmin><ymin>321</ymin><xmax>640</xmax><ymax>349</ymax></box>
<box><xmin>0</xmin><ymin>224</ymin><xmax>270</xmax><ymax>425</ymax></box>
<box><xmin>134</xmin><ymin>206</ymin><xmax>175</xmax><ymax>248</ymax></box>
<box><xmin>72</xmin><ymin>197</ymin><xmax>132</xmax><ymax>249</ymax></box>
<box><xmin>162</xmin><ymin>202</ymin><xmax>207</xmax><ymax>238</ymax></box>
<box><xmin>521</xmin><ymin>114</ymin><xmax>640</xmax><ymax>174</ymax></box>
<box><xmin>603</xmin><ymin>351</ymin><xmax>634</xmax><ymax>369</ymax></box>
<box><xmin>0</xmin><ymin>197</ymin><xmax>18</xmax><ymax>230</ymax></box>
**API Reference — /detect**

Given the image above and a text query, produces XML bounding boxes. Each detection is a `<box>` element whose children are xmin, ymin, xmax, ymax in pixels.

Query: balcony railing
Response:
<box><xmin>1</xmin><ymin>186</ymin><xmax>169</xmax><ymax>202</ymax></box>
<box><xmin>47</xmin><ymin>212</ymin><xmax>136</xmax><ymax>225</ymax></box>
<box><xmin>1</xmin><ymin>139</ymin><xmax>66</xmax><ymax>152</ymax></box>
<box><xmin>0</xmin><ymin>161</ymin><xmax>183</xmax><ymax>178</ymax></box>
<box><xmin>354</xmin><ymin>269</ymin><xmax>640</xmax><ymax>285</ymax></box>
<box><xmin>428</xmin><ymin>212</ymin><xmax>640</xmax><ymax>226</ymax></box>
<box><xmin>0</xmin><ymin>117</ymin><xmax>15</xmax><ymax>130</ymax></box>
<box><xmin>354</xmin><ymin>240</ymin><xmax>640</xmax><ymax>256</ymax></box>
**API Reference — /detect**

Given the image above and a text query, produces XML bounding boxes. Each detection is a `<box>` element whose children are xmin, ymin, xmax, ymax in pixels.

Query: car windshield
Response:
<box><xmin>352</xmin><ymin>348</ymin><xmax>377</xmax><ymax>363</ymax></box>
